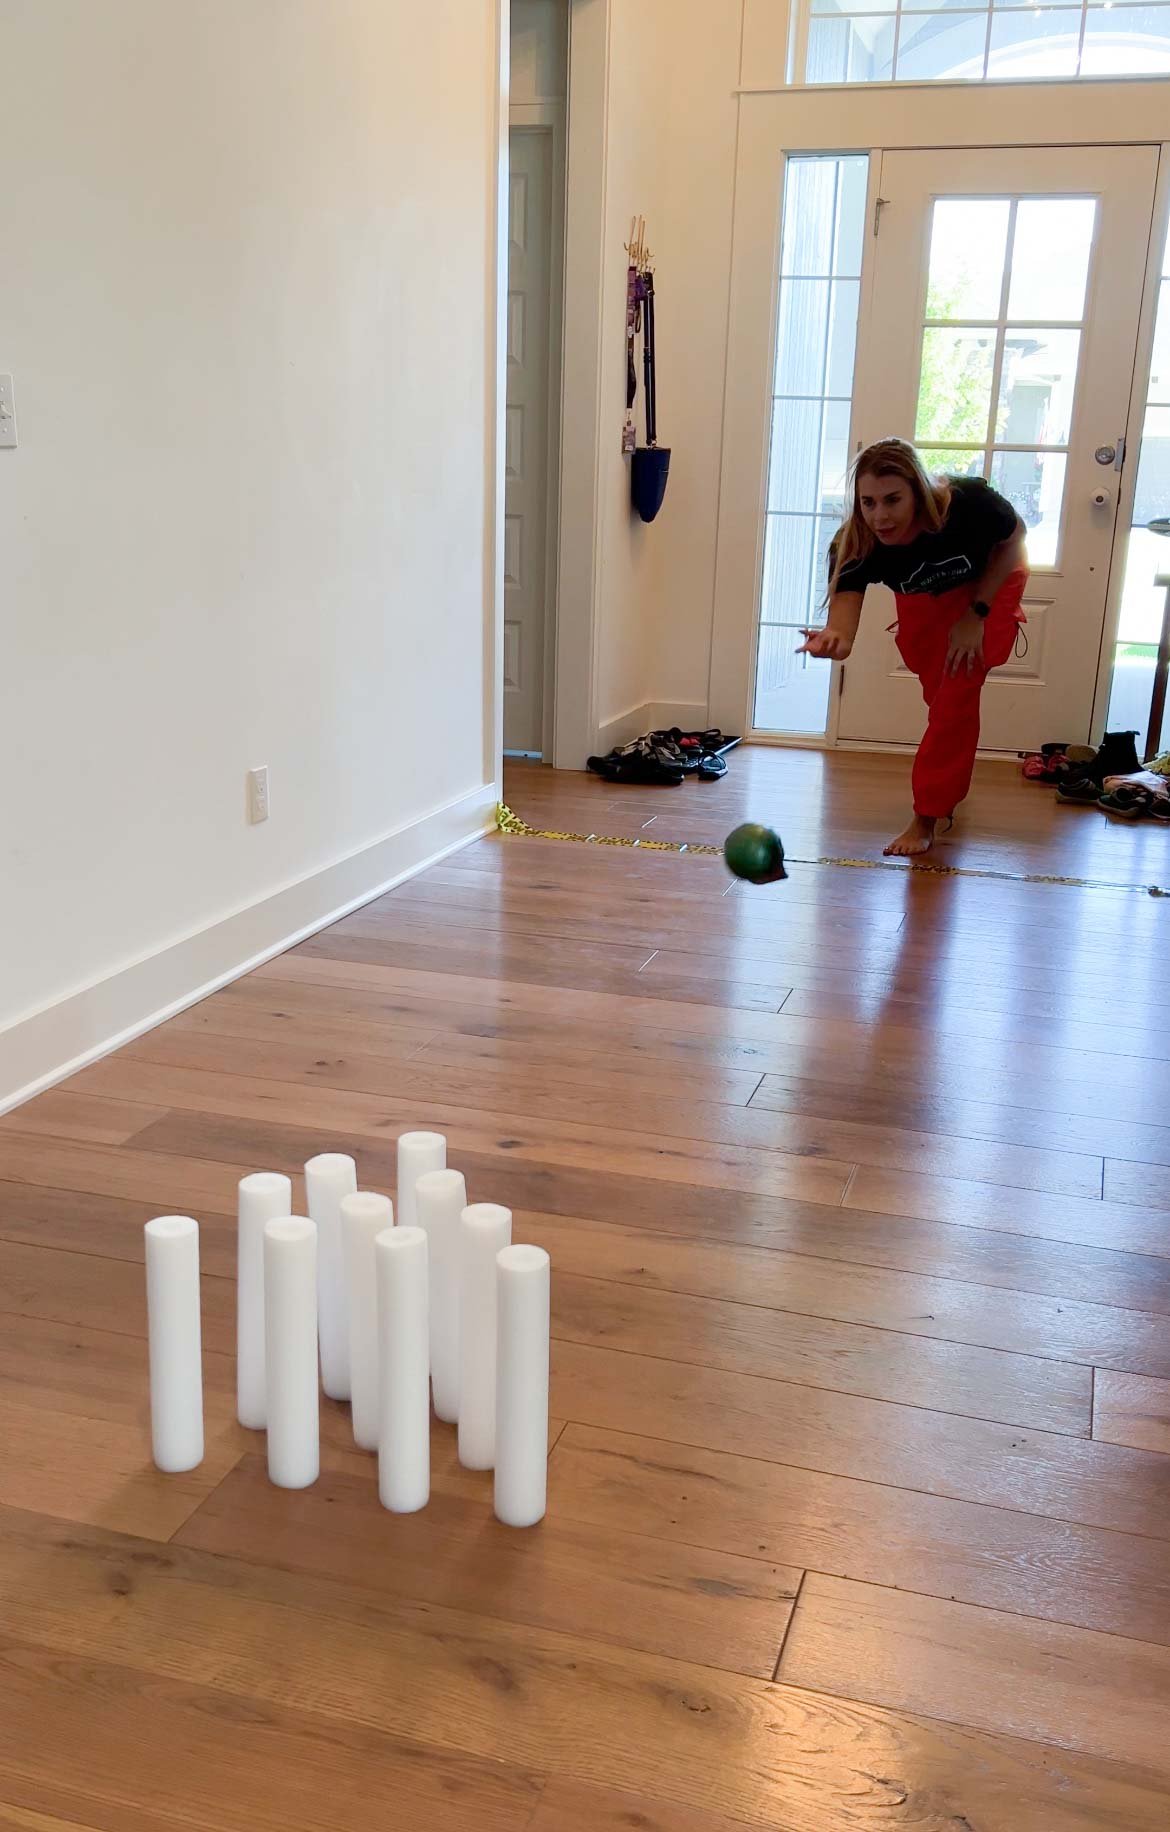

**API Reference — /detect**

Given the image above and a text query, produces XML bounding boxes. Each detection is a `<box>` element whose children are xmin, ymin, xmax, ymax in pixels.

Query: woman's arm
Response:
<box><xmin>797</xmin><ymin>590</ymin><xmax>864</xmax><ymax>661</ymax></box>
<box><xmin>946</xmin><ymin>518</ymin><xmax>1028</xmax><ymax>675</ymax></box>
<box><xmin>972</xmin><ymin>517</ymin><xmax>1028</xmax><ymax>607</ymax></box>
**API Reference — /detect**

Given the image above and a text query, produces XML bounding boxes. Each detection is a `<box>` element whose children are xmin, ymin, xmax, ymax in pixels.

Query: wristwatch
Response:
<box><xmin>971</xmin><ymin>598</ymin><xmax>991</xmax><ymax>619</ymax></box>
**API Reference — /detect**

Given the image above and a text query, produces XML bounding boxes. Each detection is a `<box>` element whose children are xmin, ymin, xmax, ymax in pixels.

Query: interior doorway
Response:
<box><xmin>504</xmin><ymin>123</ymin><xmax>560</xmax><ymax>756</ymax></box>
<box><xmin>840</xmin><ymin>143</ymin><xmax>1161</xmax><ymax>753</ymax></box>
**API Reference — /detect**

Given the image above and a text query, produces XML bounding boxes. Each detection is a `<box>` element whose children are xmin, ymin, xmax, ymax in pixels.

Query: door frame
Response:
<box><xmin>507</xmin><ymin>109</ymin><xmax>567</xmax><ymax>759</ymax></box>
<box><xmin>708</xmin><ymin>80</ymin><xmax>1170</xmax><ymax>749</ymax></box>
<box><xmin>842</xmin><ymin>141</ymin><xmax>1161</xmax><ymax>755</ymax></box>
<box><xmin>1093</xmin><ymin>144</ymin><xmax>1170</xmax><ymax>742</ymax></box>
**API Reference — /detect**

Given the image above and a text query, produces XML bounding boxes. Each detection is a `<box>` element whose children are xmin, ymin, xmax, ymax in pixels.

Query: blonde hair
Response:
<box><xmin>828</xmin><ymin>438</ymin><xmax>951</xmax><ymax>597</ymax></box>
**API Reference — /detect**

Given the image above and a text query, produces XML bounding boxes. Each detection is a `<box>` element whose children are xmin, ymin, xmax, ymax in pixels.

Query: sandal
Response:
<box><xmin>659</xmin><ymin>728</ymin><xmax>742</xmax><ymax>759</ymax></box>
<box><xmin>647</xmin><ymin>732</ymin><xmax>701</xmax><ymax>773</ymax></box>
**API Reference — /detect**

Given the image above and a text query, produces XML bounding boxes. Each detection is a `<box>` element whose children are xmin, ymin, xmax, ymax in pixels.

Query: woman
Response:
<box><xmin>800</xmin><ymin>438</ymin><xmax>1028</xmax><ymax>857</ymax></box>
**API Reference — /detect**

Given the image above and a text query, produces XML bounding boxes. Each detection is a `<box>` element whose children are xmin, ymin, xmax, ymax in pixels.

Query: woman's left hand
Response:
<box><xmin>946</xmin><ymin>608</ymin><xmax>986</xmax><ymax>676</ymax></box>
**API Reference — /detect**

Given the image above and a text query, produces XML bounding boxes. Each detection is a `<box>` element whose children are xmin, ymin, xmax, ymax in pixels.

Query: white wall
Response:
<box><xmin>0</xmin><ymin>0</ymin><xmax>502</xmax><ymax>1108</ymax></box>
<box><xmin>593</xmin><ymin>0</ymin><xmax>670</xmax><ymax>738</ymax></box>
<box><xmin>649</xmin><ymin>2</ymin><xmax>743</xmax><ymax>722</ymax></box>
<box><xmin>741</xmin><ymin>0</ymin><xmax>792</xmax><ymax>87</ymax></box>
<box><xmin>573</xmin><ymin>0</ymin><xmax>742</xmax><ymax>749</ymax></box>
<box><xmin>538</xmin><ymin>0</ymin><xmax>737</xmax><ymax>761</ymax></box>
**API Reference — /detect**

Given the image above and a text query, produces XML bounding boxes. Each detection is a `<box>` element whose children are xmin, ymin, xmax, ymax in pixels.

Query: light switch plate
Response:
<box><xmin>0</xmin><ymin>375</ymin><xmax>16</xmax><ymax>449</ymax></box>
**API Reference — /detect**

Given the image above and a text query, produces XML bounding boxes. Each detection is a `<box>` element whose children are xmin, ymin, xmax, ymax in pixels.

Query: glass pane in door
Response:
<box><xmin>916</xmin><ymin>329</ymin><xmax>996</xmax><ymax>443</ymax></box>
<box><xmin>925</xmin><ymin>199</ymin><xmax>1010</xmax><ymax>318</ymax></box>
<box><xmin>991</xmin><ymin>448</ymin><xmax>1067</xmax><ymax>566</ymax></box>
<box><xmin>1007</xmin><ymin>199</ymin><xmax>1095</xmax><ymax>318</ymax></box>
<box><xmin>911</xmin><ymin>193</ymin><xmax>1096</xmax><ymax>570</ymax></box>
<box><xmin>996</xmin><ymin>329</ymin><xmax>1081</xmax><ymax>445</ymax></box>
<box><xmin>919</xmin><ymin>446</ymin><xmax>985</xmax><ymax>478</ymax></box>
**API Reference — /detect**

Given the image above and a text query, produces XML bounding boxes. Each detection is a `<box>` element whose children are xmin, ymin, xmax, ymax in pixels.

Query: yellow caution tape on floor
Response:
<box><xmin>495</xmin><ymin>805</ymin><xmax>1170</xmax><ymax>897</ymax></box>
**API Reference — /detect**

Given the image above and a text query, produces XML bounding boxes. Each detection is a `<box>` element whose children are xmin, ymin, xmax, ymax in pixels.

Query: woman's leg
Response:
<box><xmin>910</xmin><ymin>649</ymin><xmax>988</xmax><ymax>821</ymax></box>
<box><xmin>913</xmin><ymin>573</ymin><xmax>1026</xmax><ymax>817</ymax></box>
<box><xmin>884</xmin><ymin>594</ymin><xmax>950</xmax><ymax>855</ymax></box>
<box><xmin>888</xmin><ymin>576</ymin><xmax>1026</xmax><ymax>856</ymax></box>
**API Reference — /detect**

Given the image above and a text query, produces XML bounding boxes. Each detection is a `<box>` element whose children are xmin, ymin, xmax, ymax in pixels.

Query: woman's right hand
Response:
<box><xmin>797</xmin><ymin>627</ymin><xmax>853</xmax><ymax>661</ymax></box>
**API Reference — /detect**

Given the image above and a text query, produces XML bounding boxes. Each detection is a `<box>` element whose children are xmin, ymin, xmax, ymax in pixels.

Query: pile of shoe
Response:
<box><xmin>1025</xmin><ymin>730</ymin><xmax>1170</xmax><ymax>821</ymax></box>
<box><xmin>587</xmin><ymin>728</ymin><xmax>739</xmax><ymax>787</ymax></box>
<box><xmin>1019</xmin><ymin>741</ymin><xmax>1097</xmax><ymax>784</ymax></box>
<box><xmin>1093</xmin><ymin>748</ymin><xmax>1170</xmax><ymax>821</ymax></box>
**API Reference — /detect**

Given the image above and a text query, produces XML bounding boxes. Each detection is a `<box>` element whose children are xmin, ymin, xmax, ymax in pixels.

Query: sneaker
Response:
<box><xmin>1057</xmin><ymin>731</ymin><xmax>1142</xmax><ymax>802</ymax></box>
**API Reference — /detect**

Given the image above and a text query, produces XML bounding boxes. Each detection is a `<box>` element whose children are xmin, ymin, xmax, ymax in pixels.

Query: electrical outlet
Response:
<box><xmin>0</xmin><ymin>376</ymin><xmax>17</xmax><ymax>449</ymax></box>
<box><xmin>247</xmin><ymin>766</ymin><xmax>270</xmax><ymax>824</ymax></box>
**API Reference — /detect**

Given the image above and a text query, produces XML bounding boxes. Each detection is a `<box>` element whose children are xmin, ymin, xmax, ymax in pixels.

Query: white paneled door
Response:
<box><xmin>841</xmin><ymin>144</ymin><xmax>1159</xmax><ymax>752</ymax></box>
<box><xmin>505</xmin><ymin>127</ymin><xmax>554</xmax><ymax>755</ymax></box>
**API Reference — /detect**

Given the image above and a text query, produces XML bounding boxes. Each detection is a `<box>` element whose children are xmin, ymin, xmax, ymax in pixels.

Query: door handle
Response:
<box><xmin>1094</xmin><ymin>438</ymin><xmax>1126</xmax><ymax>471</ymax></box>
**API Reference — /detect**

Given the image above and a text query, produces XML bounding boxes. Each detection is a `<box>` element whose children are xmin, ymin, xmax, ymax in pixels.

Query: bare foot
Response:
<box><xmin>884</xmin><ymin>815</ymin><xmax>936</xmax><ymax>857</ymax></box>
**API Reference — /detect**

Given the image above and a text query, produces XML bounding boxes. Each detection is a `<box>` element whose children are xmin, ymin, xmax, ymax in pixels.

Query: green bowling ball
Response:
<box><xmin>723</xmin><ymin>823</ymin><xmax>786</xmax><ymax>884</ymax></box>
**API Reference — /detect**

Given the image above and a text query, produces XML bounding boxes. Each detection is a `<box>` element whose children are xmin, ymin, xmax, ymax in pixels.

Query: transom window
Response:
<box><xmin>794</xmin><ymin>0</ymin><xmax>1170</xmax><ymax>84</ymax></box>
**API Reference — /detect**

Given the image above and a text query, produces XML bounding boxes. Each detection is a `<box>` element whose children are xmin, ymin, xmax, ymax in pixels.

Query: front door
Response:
<box><xmin>839</xmin><ymin>144</ymin><xmax>1159</xmax><ymax>752</ymax></box>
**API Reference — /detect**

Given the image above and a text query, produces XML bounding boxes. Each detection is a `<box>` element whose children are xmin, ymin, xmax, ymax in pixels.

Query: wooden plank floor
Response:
<box><xmin>2</xmin><ymin>747</ymin><xmax>1170</xmax><ymax>1830</ymax></box>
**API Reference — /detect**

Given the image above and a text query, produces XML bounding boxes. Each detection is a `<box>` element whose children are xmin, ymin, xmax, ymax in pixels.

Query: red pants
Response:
<box><xmin>893</xmin><ymin>572</ymin><xmax>1027</xmax><ymax>820</ymax></box>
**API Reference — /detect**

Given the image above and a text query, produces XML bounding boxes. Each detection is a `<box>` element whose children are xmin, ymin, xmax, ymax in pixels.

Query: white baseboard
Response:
<box><xmin>594</xmin><ymin>700</ymin><xmax>710</xmax><ymax>754</ymax></box>
<box><xmin>835</xmin><ymin>739</ymin><xmax>1022</xmax><ymax>762</ymax></box>
<box><xmin>0</xmin><ymin>781</ymin><xmax>498</xmax><ymax>1117</ymax></box>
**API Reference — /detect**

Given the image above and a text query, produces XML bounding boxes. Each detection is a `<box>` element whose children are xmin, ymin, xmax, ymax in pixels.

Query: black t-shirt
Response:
<box><xmin>834</xmin><ymin>476</ymin><xmax>1019</xmax><ymax>598</ymax></box>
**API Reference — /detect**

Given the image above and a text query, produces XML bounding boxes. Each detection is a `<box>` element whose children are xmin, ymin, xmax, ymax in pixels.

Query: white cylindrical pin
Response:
<box><xmin>376</xmin><ymin>1225</ymin><xmax>430</xmax><ymax>1514</ymax></box>
<box><xmin>236</xmin><ymin>1171</ymin><xmax>292</xmax><ymax>1430</ymax></box>
<box><xmin>264</xmin><ymin>1217</ymin><xmax>319</xmax><ymax>1489</ymax></box>
<box><xmin>414</xmin><ymin>1167</ymin><xmax>466</xmax><ymax>1423</ymax></box>
<box><xmin>494</xmin><ymin>1245</ymin><xmax>551</xmax><ymax>1528</ymax></box>
<box><xmin>145</xmin><ymin>1215</ymin><xmax>204</xmax><ymax>1473</ymax></box>
<box><xmin>396</xmin><ymin>1130</ymin><xmax>446</xmax><ymax>1232</ymax></box>
<box><xmin>458</xmin><ymin>1203</ymin><xmax>512</xmax><ymax>1470</ymax></box>
<box><xmin>304</xmin><ymin>1152</ymin><xmax>357</xmax><ymax>1400</ymax></box>
<box><xmin>343</xmin><ymin>1190</ymin><xmax>393</xmax><ymax>1451</ymax></box>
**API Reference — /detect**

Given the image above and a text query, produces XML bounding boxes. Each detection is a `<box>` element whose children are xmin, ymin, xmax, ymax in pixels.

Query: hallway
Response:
<box><xmin>1</xmin><ymin>750</ymin><xmax>1168</xmax><ymax>1829</ymax></box>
